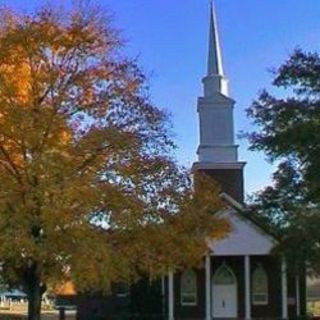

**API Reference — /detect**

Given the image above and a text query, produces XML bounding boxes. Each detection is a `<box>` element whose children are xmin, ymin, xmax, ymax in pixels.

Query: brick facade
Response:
<box><xmin>76</xmin><ymin>255</ymin><xmax>306</xmax><ymax>320</ymax></box>
<box><xmin>76</xmin><ymin>279</ymin><xmax>163</xmax><ymax>320</ymax></box>
<box><xmin>164</xmin><ymin>255</ymin><xmax>306</xmax><ymax>320</ymax></box>
<box><xmin>197</xmin><ymin>168</ymin><xmax>244</xmax><ymax>204</ymax></box>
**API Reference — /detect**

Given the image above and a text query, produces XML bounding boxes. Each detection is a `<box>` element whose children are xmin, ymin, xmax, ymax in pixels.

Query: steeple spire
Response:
<box><xmin>207</xmin><ymin>1</ymin><xmax>224</xmax><ymax>76</ymax></box>
<box><xmin>203</xmin><ymin>1</ymin><xmax>229</xmax><ymax>97</ymax></box>
<box><xmin>193</xmin><ymin>1</ymin><xmax>246</xmax><ymax>204</ymax></box>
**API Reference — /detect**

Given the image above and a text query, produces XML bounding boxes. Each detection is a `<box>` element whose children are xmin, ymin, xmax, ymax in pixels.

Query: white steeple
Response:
<box><xmin>196</xmin><ymin>1</ymin><xmax>240</xmax><ymax>165</ymax></box>
<box><xmin>207</xmin><ymin>1</ymin><xmax>224</xmax><ymax>76</ymax></box>
<box><xmin>193</xmin><ymin>1</ymin><xmax>246</xmax><ymax>203</ymax></box>
<box><xmin>203</xmin><ymin>1</ymin><xmax>229</xmax><ymax>97</ymax></box>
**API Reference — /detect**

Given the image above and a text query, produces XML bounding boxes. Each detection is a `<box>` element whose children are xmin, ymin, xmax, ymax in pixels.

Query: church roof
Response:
<box><xmin>221</xmin><ymin>192</ymin><xmax>280</xmax><ymax>241</ymax></box>
<box><xmin>208</xmin><ymin>206</ymin><xmax>278</xmax><ymax>256</ymax></box>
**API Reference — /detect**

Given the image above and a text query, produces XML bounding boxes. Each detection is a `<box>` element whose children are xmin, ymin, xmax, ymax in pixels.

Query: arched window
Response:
<box><xmin>114</xmin><ymin>282</ymin><xmax>129</xmax><ymax>297</ymax></box>
<box><xmin>252</xmin><ymin>266</ymin><xmax>268</xmax><ymax>305</ymax></box>
<box><xmin>181</xmin><ymin>269</ymin><xmax>197</xmax><ymax>305</ymax></box>
<box><xmin>213</xmin><ymin>265</ymin><xmax>236</xmax><ymax>285</ymax></box>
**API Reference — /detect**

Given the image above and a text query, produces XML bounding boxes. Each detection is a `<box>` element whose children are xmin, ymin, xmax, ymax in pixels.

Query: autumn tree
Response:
<box><xmin>245</xmin><ymin>49</ymin><xmax>320</xmax><ymax>274</ymax></box>
<box><xmin>0</xmin><ymin>5</ymin><xmax>228</xmax><ymax>320</ymax></box>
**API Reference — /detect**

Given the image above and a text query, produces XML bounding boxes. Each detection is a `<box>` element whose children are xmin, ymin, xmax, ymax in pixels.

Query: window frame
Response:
<box><xmin>252</xmin><ymin>266</ymin><xmax>269</xmax><ymax>305</ymax></box>
<box><xmin>180</xmin><ymin>269</ymin><xmax>198</xmax><ymax>306</ymax></box>
<box><xmin>213</xmin><ymin>264</ymin><xmax>237</xmax><ymax>286</ymax></box>
<box><xmin>114</xmin><ymin>282</ymin><xmax>129</xmax><ymax>298</ymax></box>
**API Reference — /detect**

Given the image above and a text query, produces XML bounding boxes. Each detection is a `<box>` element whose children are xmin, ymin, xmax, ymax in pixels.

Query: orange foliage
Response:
<box><xmin>55</xmin><ymin>281</ymin><xmax>76</xmax><ymax>296</ymax></box>
<box><xmin>0</xmin><ymin>5</ymin><xmax>228</xmax><ymax>311</ymax></box>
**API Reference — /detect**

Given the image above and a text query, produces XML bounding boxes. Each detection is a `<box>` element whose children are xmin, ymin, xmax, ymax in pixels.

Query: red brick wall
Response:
<box><xmin>171</xmin><ymin>255</ymin><xmax>306</xmax><ymax>320</ymax></box>
<box><xmin>198</xmin><ymin>168</ymin><xmax>244</xmax><ymax>203</ymax></box>
<box><xmin>76</xmin><ymin>255</ymin><xmax>307</xmax><ymax>320</ymax></box>
<box><xmin>250</xmin><ymin>256</ymin><xmax>282</xmax><ymax>319</ymax></box>
<box><xmin>173</xmin><ymin>268</ymin><xmax>206</xmax><ymax>319</ymax></box>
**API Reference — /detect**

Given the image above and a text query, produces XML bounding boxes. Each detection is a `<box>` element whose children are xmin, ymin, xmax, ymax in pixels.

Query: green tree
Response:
<box><xmin>245</xmin><ymin>49</ymin><xmax>320</xmax><ymax>274</ymax></box>
<box><xmin>0</xmin><ymin>5</ymin><xmax>228</xmax><ymax>320</ymax></box>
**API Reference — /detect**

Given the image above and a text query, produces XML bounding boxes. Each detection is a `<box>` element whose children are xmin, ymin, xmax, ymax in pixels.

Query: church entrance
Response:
<box><xmin>212</xmin><ymin>265</ymin><xmax>237</xmax><ymax>318</ymax></box>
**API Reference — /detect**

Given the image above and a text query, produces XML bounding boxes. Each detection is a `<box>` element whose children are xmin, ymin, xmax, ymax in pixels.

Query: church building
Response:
<box><xmin>162</xmin><ymin>3</ymin><xmax>306</xmax><ymax>320</ymax></box>
<box><xmin>76</xmin><ymin>3</ymin><xmax>306</xmax><ymax>320</ymax></box>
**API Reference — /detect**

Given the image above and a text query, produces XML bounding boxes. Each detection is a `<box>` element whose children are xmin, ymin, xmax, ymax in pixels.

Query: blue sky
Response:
<box><xmin>2</xmin><ymin>0</ymin><xmax>320</xmax><ymax>197</ymax></box>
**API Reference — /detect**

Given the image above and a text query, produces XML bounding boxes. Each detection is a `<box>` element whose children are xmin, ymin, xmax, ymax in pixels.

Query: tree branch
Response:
<box><xmin>0</xmin><ymin>145</ymin><xmax>22</xmax><ymax>184</ymax></box>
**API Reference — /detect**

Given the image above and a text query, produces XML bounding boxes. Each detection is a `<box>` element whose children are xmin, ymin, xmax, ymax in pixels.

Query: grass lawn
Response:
<box><xmin>0</xmin><ymin>302</ymin><xmax>76</xmax><ymax>320</ymax></box>
<box><xmin>0</xmin><ymin>311</ymin><xmax>76</xmax><ymax>320</ymax></box>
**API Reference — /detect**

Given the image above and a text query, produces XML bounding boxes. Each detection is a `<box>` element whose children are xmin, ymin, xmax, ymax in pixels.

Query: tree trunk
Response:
<box><xmin>59</xmin><ymin>307</ymin><xmax>66</xmax><ymax>320</ymax></box>
<box><xmin>27</xmin><ymin>282</ymin><xmax>42</xmax><ymax>320</ymax></box>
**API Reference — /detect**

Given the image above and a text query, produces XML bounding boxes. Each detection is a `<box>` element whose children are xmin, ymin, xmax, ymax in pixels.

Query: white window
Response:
<box><xmin>181</xmin><ymin>269</ymin><xmax>197</xmax><ymax>306</ymax></box>
<box><xmin>213</xmin><ymin>265</ymin><xmax>236</xmax><ymax>285</ymax></box>
<box><xmin>252</xmin><ymin>266</ymin><xmax>268</xmax><ymax>305</ymax></box>
<box><xmin>115</xmin><ymin>282</ymin><xmax>129</xmax><ymax>297</ymax></box>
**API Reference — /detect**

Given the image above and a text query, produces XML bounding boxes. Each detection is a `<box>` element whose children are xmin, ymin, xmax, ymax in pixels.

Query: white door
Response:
<box><xmin>213</xmin><ymin>265</ymin><xmax>237</xmax><ymax>318</ymax></box>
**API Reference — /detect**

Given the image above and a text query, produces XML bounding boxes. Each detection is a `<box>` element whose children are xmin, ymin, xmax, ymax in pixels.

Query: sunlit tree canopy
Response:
<box><xmin>0</xmin><ymin>4</ymin><xmax>228</xmax><ymax>320</ymax></box>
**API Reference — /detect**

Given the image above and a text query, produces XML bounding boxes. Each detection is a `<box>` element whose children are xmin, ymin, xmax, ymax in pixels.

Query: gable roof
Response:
<box><xmin>208</xmin><ymin>207</ymin><xmax>278</xmax><ymax>256</ymax></box>
<box><xmin>220</xmin><ymin>192</ymin><xmax>280</xmax><ymax>240</ymax></box>
<box><xmin>206</xmin><ymin>193</ymin><xmax>279</xmax><ymax>256</ymax></box>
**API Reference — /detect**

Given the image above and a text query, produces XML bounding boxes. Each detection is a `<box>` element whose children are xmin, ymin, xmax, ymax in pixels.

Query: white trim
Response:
<box><xmin>281</xmin><ymin>258</ymin><xmax>288</xmax><ymax>319</ymax></box>
<box><xmin>198</xmin><ymin>92</ymin><xmax>236</xmax><ymax>105</ymax></box>
<box><xmin>252</xmin><ymin>294</ymin><xmax>268</xmax><ymax>306</ymax></box>
<box><xmin>252</xmin><ymin>296</ymin><xmax>268</xmax><ymax>305</ymax></box>
<box><xmin>161</xmin><ymin>276</ymin><xmax>166</xmax><ymax>317</ymax></box>
<box><xmin>161</xmin><ymin>276</ymin><xmax>165</xmax><ymax>296</ymax></box>
<box><xmin>192</xmin><ymin>161</ymin><xmax>245</xmax><ymax>171</ymax></box>
<box><xmin>213</xmin><ymin>264</ymin><xmax>237</xmax><ymax>285</ymax></box>
<box><xmin>245</xmin><ymin>256</ymin><xmax>251</xmax><ymax>320</ymax></box>
<box><xmin>220</xmin><ymin>192</ymin><xmax>245</xmax><ymax>211</ymax></box>
<box><xmin>115</xmin><ymin>283</ymin><xmax>129</xmax><ymax>298</ymax></box>
<box><xmin>168</xmin><ymin>272</ymin><xmax>174</xmax><ymax>320</ymax></box>
<box><xmin>205</xmin><ymin>255</ymin><xmax>211</xmax><ymax>320</ymax></box>
<box><xmin>180</xmin><ymin>300</ymin><xmax>197</xmax><ymax>306</ymax></box>
<box><xmin>296</xmin><ymin>275</ymin><xmax>301</xmax><ymax>317</ymax></box>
